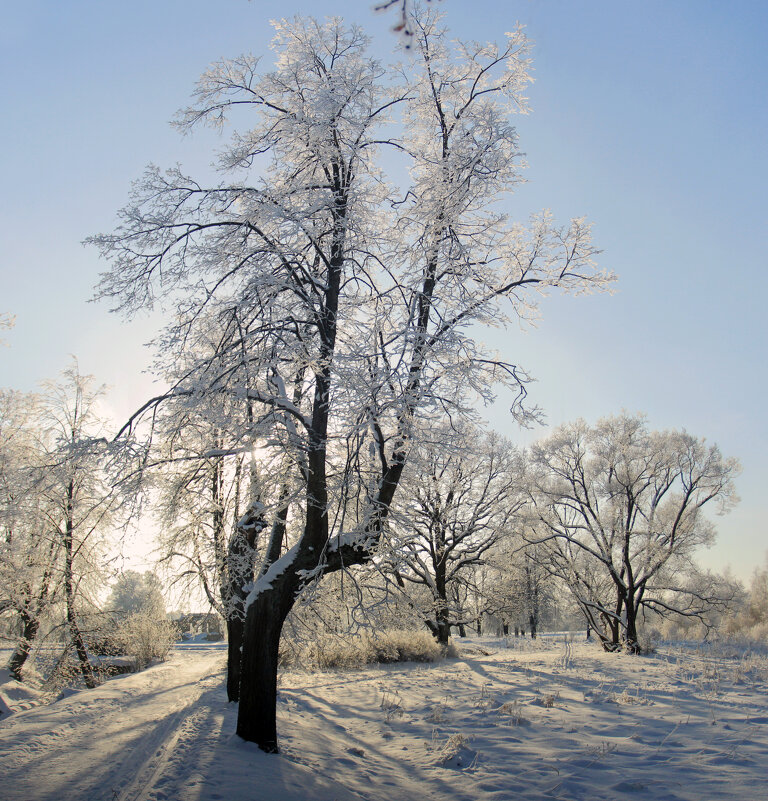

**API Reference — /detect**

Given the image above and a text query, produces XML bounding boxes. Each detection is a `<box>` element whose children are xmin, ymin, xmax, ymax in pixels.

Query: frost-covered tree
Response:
<box><xmin>386</xmin><ymin>427</ymin><xmax>523</xmax><ymax>644</ymax></box>
<box><xmin>91</xmin><ymin>12</ymin><xmax>611</xmax><ymax>750</ymax></box>
<box><xmin>484</xmin><ymin>541</ymin><xmax>557</xmax><ymax>637</ymax></box>
<box><xmin>524</xmin><ymin>414</ymin><xmax>740</xmax><ymax>652</ymax></box>
<box><xmin>106</xmin><ymin>570</ymin><xmax>166</xmax><ymax>619</ymax></box>
<box><xmin>0</xmin><ymin>390</ymin><xmax>62</xmax><ymax>680</ymax></box>
<box><xmin>2</xmin><ymin>367</ymin><xmax>126</xmax><ymax>685</ymax></box>
<box><xmin>39</xmin><ymin>365</ymin><xmax>125</xmax><ymax>687</ymax></box>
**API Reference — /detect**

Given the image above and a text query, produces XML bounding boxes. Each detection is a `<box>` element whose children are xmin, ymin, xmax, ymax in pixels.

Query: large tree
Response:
<box><xmin>524</xmin><ymin>414</ymin><xmax>740</xmax><ymax>652</ymax></box>
<box><xmin>91</xmin><ymin>12</ymin><xmax>611</xmax><ymax>751</ymax></box>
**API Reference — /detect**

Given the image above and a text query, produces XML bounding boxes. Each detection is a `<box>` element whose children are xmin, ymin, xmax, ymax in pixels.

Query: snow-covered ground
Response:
<box><xmin>1</xmin><ymin>636</ymin><xmax>767</xmax><ymax>800</ymax></box>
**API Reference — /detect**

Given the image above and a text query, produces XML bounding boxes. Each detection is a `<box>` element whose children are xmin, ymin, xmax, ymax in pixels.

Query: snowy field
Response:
<box><xmin>1</xmin><ymin>636</ymin><xmax>767</xmax><ymax>801</ymax></box>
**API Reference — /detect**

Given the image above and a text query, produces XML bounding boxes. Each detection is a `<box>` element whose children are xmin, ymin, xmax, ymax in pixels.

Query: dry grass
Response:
<box><xmin>279</xmin><ymin>629</ymin><xmax>446</xmax><ymax>670</ymax></box>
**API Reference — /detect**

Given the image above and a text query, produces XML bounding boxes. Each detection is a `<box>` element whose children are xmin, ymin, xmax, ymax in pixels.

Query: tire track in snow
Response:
<box><xmin>116</xmin><ymin>695</ymin><xmax>218</xmax><ymax>801</ymax></box>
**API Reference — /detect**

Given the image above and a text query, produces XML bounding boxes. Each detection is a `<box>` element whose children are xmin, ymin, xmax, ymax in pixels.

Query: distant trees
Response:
<box><xmin>523</xmin><ymin>414</ymin><xmax>740</xmax><ymax>652</ymax></box>
<box><xmin>91</xmin><ymin>10</ymin><xmax>610</xmax><ymax>751</ymax></box>
<box><xmin>107</xmin><ymin>570</ymin><xmax>166</xmax><ymax>619</ymax></box>
<box><xmin>485</xmin><ymin>542</ymin><xmax>555</xmax><ymax>638</ymax></box>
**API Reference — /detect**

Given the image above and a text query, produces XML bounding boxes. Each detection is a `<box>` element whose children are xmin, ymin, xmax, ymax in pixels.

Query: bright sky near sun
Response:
<box><xmin>1</xmin><ymin>0</ymin><xmax>766</xmax><ymax>581</ymax></box>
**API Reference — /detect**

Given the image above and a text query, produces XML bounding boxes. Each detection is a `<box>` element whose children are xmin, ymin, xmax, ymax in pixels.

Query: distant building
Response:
<box><xmin>174</xmin><ymin>612</ymin><xmax>224</xmax><ymax>640</ymax></box>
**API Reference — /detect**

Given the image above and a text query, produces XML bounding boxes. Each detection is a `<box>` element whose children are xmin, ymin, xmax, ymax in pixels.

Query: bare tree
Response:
<box><xmin>0</xmin><ymin>390</ymin><xmax>62</xmax><ymax>679</ymax></box>
<box><xmin>524</xmin><ymin>414</ymin><xmax>740</xmax><ymax>652</ymax></box>
<box><xmin>386</xmin><ymin>427</ymin><xmax>523</xmax><ymax>644</ymax></box>
<box><xmin>91</xmin><ymin>12</ymin><xmax>611</xmax><ymax>751</ymax></box>
<box><xmin>38</xmin><ymin>365</ymin><xmax>126</xmax><ymax>687</ymax></box>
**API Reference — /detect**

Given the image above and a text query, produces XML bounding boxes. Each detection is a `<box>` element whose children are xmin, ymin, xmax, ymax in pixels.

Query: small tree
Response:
<box><xmin>525</xmin><ymin>414</ymin><xmax>740</xmax><ymax>652</ymax></box>
<box><xmin>106</xmin><ymin>570</ymin><xmax>166</xmax><ymax>619</ymax></box>
<box><xmin>39</xmin><ymin>364</ymin><xmax>125</xmax><ymax>687</ymax></box>
<box><xmin>0</xmin><ymin>390</ymin><xmax>62</xmax><ymax>679</ymax></box>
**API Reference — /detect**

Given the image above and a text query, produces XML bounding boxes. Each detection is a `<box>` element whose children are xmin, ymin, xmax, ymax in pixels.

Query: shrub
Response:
<box><xmin>279</xmin><ymin>629</ymin><xmax>446</xmax><ymax>670</ymax></box>
<box><xmin>113</xmin><ymin>614</ymin><xmax>177</xmax><ymax>670</ymax></box>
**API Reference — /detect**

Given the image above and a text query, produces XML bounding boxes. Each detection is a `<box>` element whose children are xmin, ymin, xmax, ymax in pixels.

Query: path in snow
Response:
<box><xmin>0</xmin><ymin>646</ymin><xmax>226</xmax><ymax>801</ymax></box>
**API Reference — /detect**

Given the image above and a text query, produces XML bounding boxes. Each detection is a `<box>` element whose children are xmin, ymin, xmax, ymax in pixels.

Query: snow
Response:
<box><xmin>245</xmin><ymin>545</ymin><xmax>299</xmax><ymax>607</ymax></box>
<box><xmin>1</xmin><ymin>636</ymin><xmax>767</xmax><ymax>800</ymax></box>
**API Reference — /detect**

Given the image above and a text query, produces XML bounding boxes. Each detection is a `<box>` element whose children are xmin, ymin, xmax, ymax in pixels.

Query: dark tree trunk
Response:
<box><xmin>502</xmin><ymin>622</ymin><xmax>509</xmax><ymax>636</ymax></box>
<box><xmin>425</xmin><ymin>617</ymin><xmax>450</xmax><ymax>645</ymax></box>
<box><xmin>458</xmin><ymin>623</ymin><xmax>467</xmax><ymax>637</ymax></box>
<box><xmin>68</xmin><ymin>607</ymin><xmax>97</xmax><ymax>688</ymax></box>
<box><xmin>529</xmin><ymin>613</ymin><xmax>537</xmax><ymax>640</ymax></box>
<box><xmin>432</xmin><ymin>574</ymin><xmax>451</xmax><ymax>645</ymax></box>
<box><xmin>225</xmin><ymin>503</ymin><xmax>264</xmax><ymax>702</ymax></box>
<box><xmin>236</xmin><ymin>585</ymin><xmax>293</xmax><ymax>752</ymax></box>
<box><xmin>226</xmin><ymin>617</ymin><xmax>245</xmax><ymax>702</ymax></box>
<box><xmin>7</xmin><ymin>612</ymin><xmax>40</xmax><ymax>681</ymax></box>
<box><xmin>64</xmin><ymin>481</ymin><xmax>97</xmax><ymax>689</ymax></box>
<box><xmin>436</xmin><ymin>620</ymin><xmax>451</xmax><ymax>645</ymax></box>
<box><xmin>624</xmin><ymin>598</ymin><xmax>640</xmax><ymax>654</ymax></box>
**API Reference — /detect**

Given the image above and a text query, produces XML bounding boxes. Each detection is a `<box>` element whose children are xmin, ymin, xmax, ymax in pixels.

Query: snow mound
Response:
<box><xmin>0</xmin><ymin>668</ymin><xmax>46</xmax><ymax>717</ymax></box>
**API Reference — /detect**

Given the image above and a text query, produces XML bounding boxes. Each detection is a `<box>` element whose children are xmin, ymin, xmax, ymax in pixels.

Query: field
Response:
<box><xmin>1</xmin><ymin>635</ymin><xmax>767</xmax><ymax>801</ymax></box>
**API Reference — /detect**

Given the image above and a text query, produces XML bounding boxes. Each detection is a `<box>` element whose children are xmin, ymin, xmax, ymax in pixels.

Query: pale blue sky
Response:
<box><xmin>1</xmin><ymin>0</ymin><xmax>766</xmax><ymax>580</ymax></box>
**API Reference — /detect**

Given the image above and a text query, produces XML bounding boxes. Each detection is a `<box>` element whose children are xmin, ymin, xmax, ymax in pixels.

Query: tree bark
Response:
<box><xmin>7</xmin><ymin>612</ymin><xmax>40</xmax><ymax>680</ymax></box>
<box><xmin>624</xmin><ymin>597</ymin><xmax>641</xmax><ymax>654</ymax></box>
<box><xmin>225</xmin><ymin>503</ymin><xmax>263</xmax><ymax>702</ymax></box>
<box><xmin>226</xmin><ymin>617</ymin><xmax>245</xmax><ymax>702</ymax></box>
<box><xmin>236</xmin><ymin>585</ymin><xmax>292</xmax><ymax>751</ymax></box>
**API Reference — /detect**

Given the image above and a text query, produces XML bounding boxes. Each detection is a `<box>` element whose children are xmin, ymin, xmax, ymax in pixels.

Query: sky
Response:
<box><xmin>1</xmin><ymin>0</ymin><xmax>766</xmax><ymax>582</ymax></box>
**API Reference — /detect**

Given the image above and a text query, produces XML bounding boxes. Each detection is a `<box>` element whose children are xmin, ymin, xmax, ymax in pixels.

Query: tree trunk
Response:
<box><xmin>225</xmin><ymin>503</ymin><xmax>264</xmax><ymax>702</ymax></box>
<box><xmin>7</xmin><ymin>612</ymin><xmax>40</xmax><ymax>681</ymax></box>
<box><xmin>64</xmin><ymin>482</ymin><xmax>97</xmax><ymax>689</ymax></box>
<box><xmin>67</xmin><ymin>606</ymin><xmax>97</xmax><ymax>688</ymax></box>
<box><xmin>624</xmin><ymin>599</ymin><xmax>640</xmax><ymax>654</ymax></box>
<box><xmin>226</xmin><ymin>616</ymin><xmax>245</xmax><ymax>702</ymax></box>
<box><xmin>433</xmin><ymin>580</ymin><xmax>451</xmax><ymax>645</ymax></box>
<box><xmin>236</xmin><ymin>588</ymin><xmax>290</xmax><ymax>752</ymax></box>
<box><xmin>436</xmin><ymin>620</ymin><xmax>451</xmax><ymax>645</ymax></box>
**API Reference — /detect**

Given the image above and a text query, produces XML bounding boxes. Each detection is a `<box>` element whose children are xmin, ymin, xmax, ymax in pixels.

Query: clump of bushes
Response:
<box><xmin>115</xmin><ymin>614</ymin><xmax>177</xmax><ymax>669</ymax></box>
<box><xmin>92</xmin><ymin>614</ymin><xmax>177</xmax><ymax>671</ymax></box>
<box><xmin>279</xmin><ymin>629</ymin><xmax>447</xmax><ymax>670</ymax></box>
